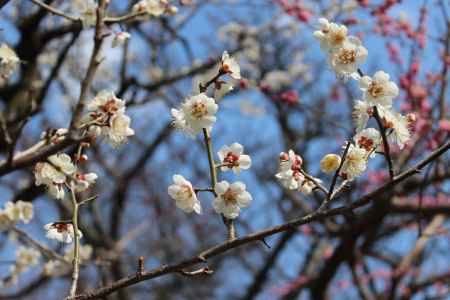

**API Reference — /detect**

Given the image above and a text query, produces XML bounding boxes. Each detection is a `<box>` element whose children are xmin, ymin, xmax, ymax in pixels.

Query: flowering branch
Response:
<box><xmin>71</xmin><ymin>140</ymin><xmax>450</xmax><ymax>300</ymax></box>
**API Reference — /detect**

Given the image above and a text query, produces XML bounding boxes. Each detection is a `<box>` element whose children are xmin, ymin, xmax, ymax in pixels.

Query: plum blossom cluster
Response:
<box><xmin>313</xmin><ymin>18</ymin><xmax>412</xmax><ymax>180</ymax></box>
<box><xmin>314</xmin><ymin>18</ymin><xmax>367</xmax><ymax>79</ymax></box>
<box><xmin>34</xmin><ymin>153</ymin><xmax>97</xmax><ymax>200</ymax></box>
<box><xmin>1</xmin><ymin>246</ymin><xmax>41</xmax><ymax>288</ymax></box>
<box><xmin>171</xmin><ymin>52</ymin><xmax>240</xmax><ymax>136</ymax></box>
<box><xmin>0</xmin><ymin>201</ymin><xmax>33</xmax><ymax>230</ymax></box>
<box><xmin>169</xmin><ymin>52</ymin><xmax>253</xmax><ymax>220</ymax></box>
<box><xmin>80</xmin><ymin>90</ymin><xmax>135</xmax><ymax>147</ymax></box>
<box><xmin>275</xmin><ymin>150</ymin><xmax>322</xmax><ymax>194</ymax></box>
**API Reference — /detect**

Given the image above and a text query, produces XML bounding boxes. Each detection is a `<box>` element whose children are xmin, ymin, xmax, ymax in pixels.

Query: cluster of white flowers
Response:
<box><xmin>275</xmin><ymin>150</ymin><xmax>322</xmax><ymax>194</ymax></box>
<box><xmin>44</xmin><ymin>222</ymin><xmax>83</xmax><ymax>244</ymax></box>
<box><xmin>81</xmin><ymin>90</ymin><xmax>135</xmax><ymax>147</ymax></box>
<box><xmin>314</xmin><ymin>18</ymin><xmax>412</xmax><ymax>180</ymax></box>
<box><xmin>44</xmin><ymin>244</ymin><xmax>92</xmax><ymax>277</ymax></box>
<box><xmin>2</xmin><ymin>246</ymin><xmax>41</xmax><ymax>287</ymax></box>
<box><xmin>169</xmin><ymin>53</ymin><xmax>254</xmax><ymax>220</ymax></box>
<box><xmin>0</xmin><ymin>43</ymin><xmax>19</xmax><ymax>83</ymax></box>
<box><xmin>34</xmin><ymin>153</ymin><xmax>97</xmax><ymax>200</ymax></box>
<box><xmin>0</xmin><ymin>201</ymin><xmax>33</xmax><ymax>230</ymax></box>
<box><xmin>171</xmin><ymin>52</ymin><xmax>240</xmax><ymax>137</ymax></box>
<box><xmin>132</xmin><ymin>0</ymin><xmax>178</xmax><ymax>16</ymax></box>
<box><xmin>314</xmin><ymin>18</ymin><xmax>367</xmax><ymax>78</ymax></box>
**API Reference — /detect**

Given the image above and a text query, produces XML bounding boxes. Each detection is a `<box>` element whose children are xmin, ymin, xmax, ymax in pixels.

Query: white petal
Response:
<box><xmin>214</xmin><ymin>181</ymin><xmax>229</xmax><ymax>195</ymax></box>
<box><xmin>237</xmin><ymin>191</ymin><xmax>252</xmax><ymax>207</ymax></box>
<box><xmin>239</xmin><ymin>155</ymin><xmax>251</xmax><ymax>169</ymax></box>
<box><xmin>229</xmin><ymin>142</ymin><xmax>243</xmax><ymax>155</ymax></box>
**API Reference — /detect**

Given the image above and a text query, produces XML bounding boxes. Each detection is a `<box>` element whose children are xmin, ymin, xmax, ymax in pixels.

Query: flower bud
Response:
<box><xmin>320</xmin><ymin>153</ymin><xmax>341</xmax><ymax>173</ymax></box>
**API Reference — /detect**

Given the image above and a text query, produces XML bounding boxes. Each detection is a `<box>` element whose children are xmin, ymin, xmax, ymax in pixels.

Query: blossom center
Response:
<box><xmin>53</xmin><ymin>223</ymin><xmax>70</xmax><ymax>233</ymax></box>
<box><xmin>191</xmin><ymin>102</ymin><xmax>208</xmax><ymax>119</ymax></box>
<box><xmin>357</xmin><ymin>137</ymin><xmax>374</xmax><ymax>151</ymax></box>
<box><xmin>222</xmin><ymin>188</ymin><xmax>238</xmax><ymax>205</ymax></box>
<box><xmin>224</xmin><ymin>152</ymin><xmax>239</xmax><ymax>167</ymax></box>
<box><xmin>337</xmin><ymin>49</ymin><xmax>356</xmax><ymax>64</ymax></box>
<box><xmin>102</xmin><ymin>99</ymin><xmax>120</xmax><ymax>114</ymax></box>
<box><xmin>368</xmin><ymin>82</ymin><xmax>384</xmax><ymax>98</ymax></box>
<box><xmin>178</xmin><ymin>184</ymin><xmax>194</xmax><ymax>199</ymax></box>
<box><xmin>331</xmin><ymin>31</ymin><xmax>346</xmax><ymax>45</ymax></box>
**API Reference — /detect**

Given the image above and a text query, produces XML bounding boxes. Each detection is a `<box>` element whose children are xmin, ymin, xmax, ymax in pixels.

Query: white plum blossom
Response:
<box><xmin>103</xmin><ymin>112</ymin><xmax>135</xmax><ymax>147</ymax></box>
<box><xmin>380</xmin><ymin>109</ymin><xmax>411</xmax><ymax>149</ymax></box>
<box><xmin>359</xmin><ymin>71</ymin><xmax>399</xmax><ymax>108</ymax></box>
<box><xmin>275</xmin><ymin>150</ymin><xmax>303</xmax><ymax>190</ymax></box>
<box><xmin>168</xmin><ymin>175</ymin><xmax>202</xmax><ymax>214</ymax></box>
<box><xmin>353</xmin><ymin>128</ymin><xmax>381</xmax><ymax>153</ymax></box>
<box><xmin>329</xmin><ymin>37</ymin><xmax>367</xmax><ymax>78</ymax></box>
<box><xmin>0</xmin><ymin>201</ymin><xmax>33</xmax><ymax>230</ymax></box>
<box><xmin>83</xmin><ymin>90</ymin><xmax>134</xmax><ymax>147</ymax></box>
<box><xmin>112</xmin><ymin>31</ymin><xmax>131</xmax><ymax>48</ymax></box>
<box><xmin>220</xmin><ymin>51</ymin><xmax>241</xmax><ymax>79</ymax></box>
<box><xmin>217</xmin><ymin>143</ymin><xmax>251</xmax><ymax>174</ymax></box>
<box><xmin>44</xmin><ymin>222</ymin><xmax>82</xmax><ymax>244</ymax></box>
<box><xmin>87</xmin><ymin>90</ymin><xmax>125</xmax><ymax>112</ymax></box>
<box><xmin>0</xmin><ymin>43</ymin><xmax>19</xmax><ymax>80</ymax></box>
<box><xmin>213</xmin><ymin>181</ymin><xmax>252</xmax><ymax>219</ymax></box>
<box><xmin>172</xmin><ymin>93</ymin><xmax>218</xmax><ymax>136</ymax></box>
<box><xmin>340</xmin><ymin>144</ymin><xmax>368</xmax><ymax>180</ymax></box>
<box><xmin>313</xmin><ymin>18</ymin><xmax>348</xmax><ymax>51</ymax></box>
<box><xmin>35</xmin><ymin>154</ymin><xmax>76</xmax><ymax>199</ymax></box>
<box><xmin>352</xmin><ymin>100</ymin><xmax>373</xmax><ymax>133</ymax></box>
<box><xmin>74</xmin><ymin>172</ymin><xmax>98</xmax><ymax>192</ymax></box>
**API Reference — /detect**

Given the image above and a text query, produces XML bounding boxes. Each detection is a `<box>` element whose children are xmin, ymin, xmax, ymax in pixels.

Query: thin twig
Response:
<box><xmin>202</xmin><ymin>128</ymin><xmax>235</xmax><ymax>240</ymax></box>
<box><xmin>372</xmin><ymin>106</ymin><xmax>395</xmax><ymax>179</ymax></box>
<box><xmin>69</xmin><ymin>2</ymin><xmax>107</xmax><ymax>131</ymax></box>
<box><xmin>68</xmin><ymin>187</ymin><xmax>81</xmax><ymax>298</ymax></box>
<box><xmin>320</xmin><ymin>140</ymin><xmax>352</xmax><ymax>210</ymax></box>
<box><xmin>30</xmin><ymin>0</ymin><xmax>80</xmax><ymax>22</ymax></box>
